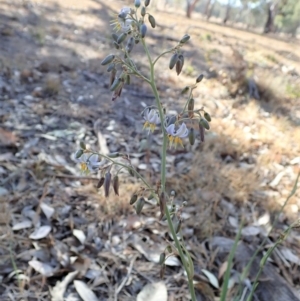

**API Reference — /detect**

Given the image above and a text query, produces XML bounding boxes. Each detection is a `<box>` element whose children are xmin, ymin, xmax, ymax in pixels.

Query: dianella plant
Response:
<box><xmin>75</xmin><ymin>1</ymin><xmax>211</xmax><ymax>300</ymax></box>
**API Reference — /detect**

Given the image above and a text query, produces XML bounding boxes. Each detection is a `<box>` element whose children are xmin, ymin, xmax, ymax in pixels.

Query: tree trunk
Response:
<box><xmin>207</xmin><ymin>0</ymin><xmax>215</xmax><ymax>20</ymax></box>
<box><xmin>223</xmin><ymin>0</ymin><xmax>231</xmax><ymax>24</ymax></box>
<box><xmin>186</xmin><ymin>0</ymin><xmax>200</xmax><ymax>18</ymax></box>
<box><xmin>264</xmin><ymin>2</ymin><xmax>277</xmax><ymax>33</ymax></box>
<box><xmin>204</xmin><ymin>0</ymin><xmax>211</xmax><ymax>15</ymax></box>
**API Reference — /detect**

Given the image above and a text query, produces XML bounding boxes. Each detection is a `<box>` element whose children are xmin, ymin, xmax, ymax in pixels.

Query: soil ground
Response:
<box><xmin>0</xmin><ymin>0</ymin><xmax>300</xmax><ymax>300</ymax></box>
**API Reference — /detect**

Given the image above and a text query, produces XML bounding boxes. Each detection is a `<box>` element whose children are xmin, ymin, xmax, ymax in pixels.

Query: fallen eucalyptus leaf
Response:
<box><xmin>74</xmin><ymin>280</ymin><xmax>98</xmax><ymax>301</ymax></box>
<box><xmin>137</xmin><ymin>281</ymin><xmax>167</xmax><ymax>301</ymax></box>
<box><xmin>29</xmin><ymin>260</ymin><xmax>54</xmax><ymax>277</ymax></box>
<box><xmin>29</xmin><ymin>225</ymin><xmax>51</xmax><ymax>240</ymax></box>
<box><xmin>201</xmin><ymin>269</ymin><xmax>219</xmax><ymax>289</ymax></box>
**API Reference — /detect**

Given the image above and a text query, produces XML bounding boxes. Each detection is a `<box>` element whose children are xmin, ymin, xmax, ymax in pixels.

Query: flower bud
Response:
<box><xmin>145</xmin><ymin>0</ymin><xmax>150</xmax><ymax>7</ymax></box>
<box><xmin>101</xmin><ymin>54</ymin><xmax>115</xmax><ymax>66</ymax></box>
<box><xmin>106</xmin><ymin>63</ymin><xmax>115</xmax><ymax>72</ymax></box>
<box><xmin>188</xmin><ymin>128</ymin><xmax>195</xmax><ymax>145</ymax></box>
<box><xmin>97</xmin><ymin>177</ymin><xmax>105</xmax><ymax>189</ymax></box>
<box><xmin>169</xmin><ymin>53</ymin><xmax>178</xmax><ymax>70</ymax></box>
<box><xmin>176</xmin><ymin>54</ymin><xmax>184</xmax><ymax>75</ymax></box>
<box><xmin>181</xmin><ymin>86</ymin><xmax>189</xmax><ymax>95</ymax></box>
<box><xmin>199</xmin><ymin>117</ymin><xmax>210</xmax><ymax>130</ymax></box>
<box><xmin>75</xmin><ymin>149</ymin><xmax>83</xmax><ymax>159</ymax></box>
<box><xmin>159</xmin><ymin>252</ymin><xmax>165</xmax><ymax>265</ymax></box>
<box><xmin>134</xmin><ymin>0</ymin><xmax>141</xmax><ymax>8</ymax></box>
<box><xmin>104</xmin><ymin>172</ymin><xmax>111</xmax><ymax>197</ymax></box>
<box><xmin>135</xmin><ymin>38</ymin><xmax>140</xmax><ymax>44</ymax></box>
<box><xmin>199</xmin><ymin>124</ymin><xmax>205</xmax><ymax>142</ymax></box>
<box><xmin>113</xmin><ymin>175</ymin><xmax>119</xmax><ymax>196</ymax></box>
<box><xmin>135</xmin><ymin>197</ymin><xmax>145</xmax><ymax>215</ymax></box>
<box><xmin>148</xmin><ymin>15</ymin><xmax>156</xmax><ymax>28</ymax></box>
<box><xmin>125</xmin><ymin>37</ymin><xmax>134</xmax><ymax>53</ymax></box>
<box><xmin>141</xmin><ymin>6</ymin><xmax>146</xmax><ymax>16</ymax></box>
<box><xmin>140</xmin><ymin>24</ymin><xmax>147</xmax><ymax>38</ymax></box>
<box><xmin>187</xmin><ymin>98</ymin><xmax>194</xmax><ymax>118</ymax></box>
<box><xmin>112</xmin><ymin>33</ymin><xmax>118</xmax><ymax>42</ymax></box>
<box><xmin>117</xmin><ymin>33</ymin><xmax>127</xmax><ymax>44</ymax></box>
<box><xmin>79</xmin><ymin>141</ymin><xmax>86</xmax><ymax>150</ymax></box>
<box><xmin>110</xmin><ymin>77</ymin><xmax>122</xmax><ymax>91</ymax></box>
<box><xmin>130</xmin><ymin>194</ymin><xmax>138</xmax><ymax>205</ymax></box>
<box><xmin>180</xmin><ymin>34</ymin><xmax>190</xmax><ymax>44</ymax></box>
<box><xmin>113</xmin><ymin>42</ymin><xmax>120</xmax><ymax>49</ymax></box>
<box><xmin>196</xmin><ymin>74</ymin><xmax>204</xmax><ymax>83</ymax></box>
<box><xmin>204</xmin><ymin>112</ymin><xmax>211</xmax><ymax>122</ymax></box>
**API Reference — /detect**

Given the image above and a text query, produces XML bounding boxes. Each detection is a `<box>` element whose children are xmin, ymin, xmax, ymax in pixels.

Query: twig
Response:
<box><xmin>45</xmin><ymin>173</ymin><xmax>98</xmax><ymax>181</ymax></box>
<box><xmin>114</xmin><ymin>254</ymin><xmax>138</xmax><ymax>301</ymax></box>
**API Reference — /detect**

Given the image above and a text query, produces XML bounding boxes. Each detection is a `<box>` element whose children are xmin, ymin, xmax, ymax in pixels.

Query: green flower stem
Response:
<box><xmin>93</xmin><ymin>152</ymin><xmax>154</xmax><ymax>193</ymax></box>
<box><xmin>141</xmin><ymin>38</ymin><xmax>197</xmax><ymax>301</ymax></box>
<box><xmin>153</xmin><ymin>48</ymin><xmax>175</xmax><ymax>66</ymax></box>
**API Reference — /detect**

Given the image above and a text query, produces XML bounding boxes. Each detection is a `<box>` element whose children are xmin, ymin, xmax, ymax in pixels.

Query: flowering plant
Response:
<box><xmin>75</xmin><ymin>1</ymin><xmax>211</xmax><ymax>299</ymax></box>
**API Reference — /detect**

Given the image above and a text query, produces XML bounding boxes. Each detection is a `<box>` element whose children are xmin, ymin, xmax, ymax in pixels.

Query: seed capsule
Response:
<box><xmin>196</xmin><ymin>74</ymin><xmax>204</xmax><ymax>83</ymax></box>
<box><xmin>79</xmin><ymin>141</ymin><xmax>86</xmax><ymax>150</ymax></box>
<box><xmin>125</xmin><ymin>37</ymin><xmax>134</xmax><ymax>53</ymax></box>
<box><xmin>180</xmin><ymin>34</ymin><xmax>190</xmax><ymax>44</ymax></box>
<box><xmin>181</xmin><ymin>86</ymin><xmax>189</xmax><ymax>95</ymax></box>
<box><xmin>176</xmin><ymin>55</ymin><xmax>184</xmax><ymax>75</ymax></box>
<box><xmin>104</xmin><ymin>172</ymin><xmax>111</xmax><ymax>197</ymax></box>
<box><xmin>141</xmin><ymin>6</ymin><xmax>146</xmax><ymax>16</ymax></box>
<box><xmin>199</xmin><ymin>124</ymin><xmax>205</xmax><ymax>142</ymax></box>
<box><xmin>166</xmin><ymin>245</ymin><xmax>172</xmax><ymax>253</ymax></box>
<box><xmin>110</xmin><ymin>77</ymin><xmax>122</xmax><ymax>91</ymax></box>
<box><xmin>199</xmin><ymin>117</ymin><xmax>210</xmax><ymax>130</ymax></box>
<box><xmin>172</xmin><ymin>215</ymin><xmax>181</xmax><ymax>234</ymax></box>
<box><xmin>101</xmin><ymin>54</ymin><xmax>115</xmax><ymax>66</ymax></box>
<box><xmin>117</xmin><ymin>33</ymin><xmax>127</xmax><ymax>44</ymax></box>
<box><xmin>130</xmin><ymin>194</ymin><xmax>138</xmax><ymax>205</ymax></box>
<box><xmin>188</xmin><ymin>98</ymin><xmax>194</xmax><ymax>118</ymax></box>
<box><xmin>145</xmin><ymin>0</ymin><xmax>150</xmax><ymax>7</ymax></box>
<box><xmin>134</xmin><ymin>0</ymin><xmax>141</xmax><ymax>8</ymax></box>
<box><xmin>159</xmin><ymin>192</ymin><xmax>166</xmax><ymax>221</ymax></box>
<box><xmin>160</xmin><ymin>264</ymin><xmax>165</xmax><ymax>279</ymax></box>
<box><xmin>75</xmin><ymin>149</ymin><xmax>83</xmax><ymax>158</ymax></box>
<box><xmin>148</xmin><ymin>15</ymin><xmax>156</xmax><ymax>28</ymax></box>
<box><xmin>110</xmin><ymin>68</ymin><xmax>117</xmax><ymax>87</ymax></box>
<box><xmin>97</xmin><ymin>177</ymin><xmax>105</xmax><ymax>188</ymax></box>
<box><xmin>188</xmin><ymin>128</ymin><xmax>195</xmax><ymax>145</ymax></box>
<box><xmin>113</xmin><ymin>175</ymin><xmax>119</xmax><ymax>196</ymax></box>
<box><xmin>112</xmin><ymin>33</ymin><xmax>118</xmax><ymax>42</ymax></box>
<box><xmin>106</xmin><ymin>63</ymin><xmax>115</xmax><ymax>72</ymax></box>
<box><xmin>169</xmin><ymin>53</ymin><xmax>178</xmax><ymax>70</ymax></box>
<box><xmin>140</xmin><ymin>24</ymin><xmax>147</xmax><ymax>38</ymax></box>
<box><xmin>204</xmin><ymin>112</ymin><xmax>211</xmax><ymax>122</ymax></box>
<box><xmin>159</xmin><ymin>252</ymin><xmax>165</xmax><ymax>265</ymax></box>
<box><xmin>126</xmin><ymin>74</ymin><xmax>130</xmax><ymax>85</ymax></box>
<box><xmin>135</xmin><ymin>197</ymin><xmax>145</xmax><ymax>215</ymax></box>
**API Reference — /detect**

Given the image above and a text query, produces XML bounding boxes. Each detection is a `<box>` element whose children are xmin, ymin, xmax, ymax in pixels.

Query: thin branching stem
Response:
<box><xmin>141</xmin><ymin>37</ymin><xmax>197</xmax><ymax>301</ymax></box>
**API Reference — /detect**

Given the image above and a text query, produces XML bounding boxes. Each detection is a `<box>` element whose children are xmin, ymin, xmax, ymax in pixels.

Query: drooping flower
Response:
<box><xmin>165</xmin><ymin>122</ymin><xmax>189</xmax><ymax>148</ymax></box>
<box><xmin>76</xmin><ymin>152</ymin><xmax>101</xmax><ymax>174</ymax></box>
<box><xmin>111</xmin><ymin>7</ymin><xmax>133</xmax><ymax>33</ymax></box>
<box><xmin>143</xmin><ymin>109</ymin><xmax>160</xmax><ymax>133</ymax></box>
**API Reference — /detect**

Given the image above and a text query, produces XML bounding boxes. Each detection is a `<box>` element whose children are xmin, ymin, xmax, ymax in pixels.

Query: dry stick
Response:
<box><xmin>114</xmin><ymin>255</ymin><xmax>138</xmax><ymax>301</ymax></box>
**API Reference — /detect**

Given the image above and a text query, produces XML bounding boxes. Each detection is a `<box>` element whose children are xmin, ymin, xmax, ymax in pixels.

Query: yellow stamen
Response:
<box><xmin>80</xmin><ymin>162</ymin><xmax>89</xmax><ymax>174</ymax></box>
<box><xmin>174</xmin><ymin>137</ymin><xmax>183</xmax><ymax>148</ymax></box>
